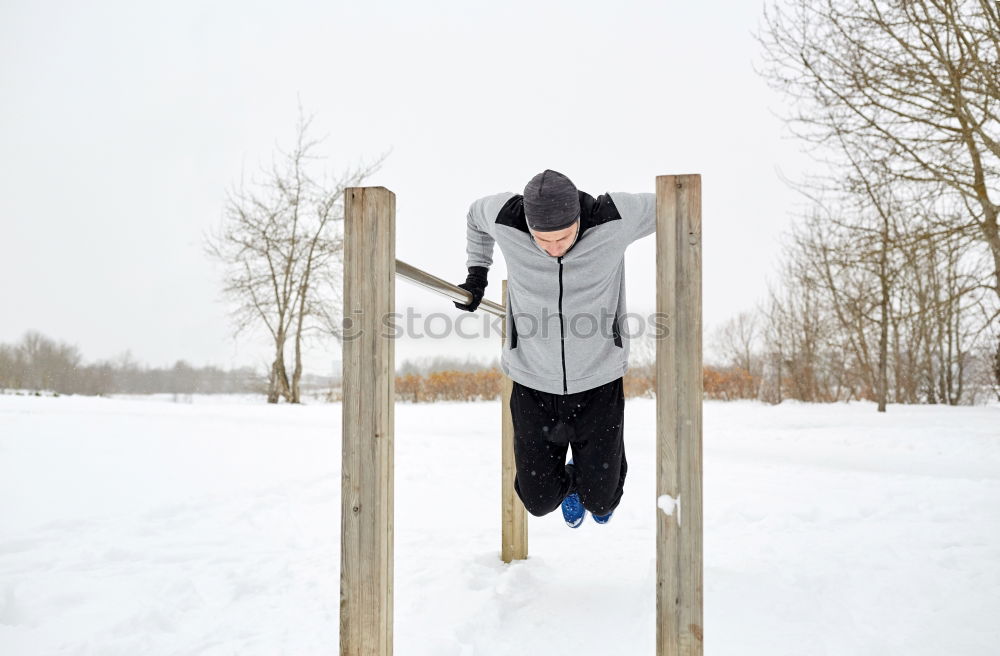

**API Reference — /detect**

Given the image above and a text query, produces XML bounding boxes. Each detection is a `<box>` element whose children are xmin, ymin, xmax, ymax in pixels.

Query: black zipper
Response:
<box><xmin>557</xmin><ymin>256</ymin><xmax>567</xmax><ymax>394</ymax></box>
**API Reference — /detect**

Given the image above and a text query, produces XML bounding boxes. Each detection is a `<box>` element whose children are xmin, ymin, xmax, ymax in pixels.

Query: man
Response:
<box><xmin>454</xmin><ymin>169</ymin><xmax>656</xmax><ymax>528</ymax></box>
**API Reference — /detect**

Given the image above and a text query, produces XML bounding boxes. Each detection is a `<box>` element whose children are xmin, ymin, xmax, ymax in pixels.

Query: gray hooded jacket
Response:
<box><xmin>465</xmin><ymin>190</ymin><xmax>656</xmax><ymax>395</ymax></box>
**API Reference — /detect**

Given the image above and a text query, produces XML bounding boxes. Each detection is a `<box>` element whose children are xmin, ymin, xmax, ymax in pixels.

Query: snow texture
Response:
<box><xmin>1</xmin><ymin>394</ymin><xmax>999</xmax><ymax>655</ymax></box>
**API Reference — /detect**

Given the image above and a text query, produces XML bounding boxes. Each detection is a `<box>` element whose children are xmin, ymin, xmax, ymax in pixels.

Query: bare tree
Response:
<box><xmin>18</xmin><ymin>331</ymin><xmax>83</xmax><ymax>392</ymax></box>
<box><xmin>753</xmin><ymin>175</ymin><xmax>996</xmax><ymax>406</ymax></box>
<box><xmin>897</xmin><ymin>214</ymin><xmax>991</xmax><ymax>403</ymax></box>
<box><xmin>710</xmin><ymin>310</ymin><xmax>764</xmax><ymax>399</ymax></box>
<box><xmin>759</xmin><ymin>284</ymin><xmax>788</xmax><ymax>404</ymax></box>
<box><xmin>756</xmin><ymin>0</ymin><xmax>1000</xmax><ymax>307</ymax></box>
<box><xmin>993</xmin><ymin>334</ymin><xmax>1000</xmax><ymax>400</ymax></box>
<box><xmin>206</xmin><ymin>107</ymin><xmax>386</xmax><ymax>403</ymax></box>
<box><xmin>783</xmin><ymin>152</ymin><xmax>914</xmax><ymax>410</ymax></box>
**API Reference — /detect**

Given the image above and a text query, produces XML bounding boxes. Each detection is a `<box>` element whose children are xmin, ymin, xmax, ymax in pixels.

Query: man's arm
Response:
<box><xmin>609</xmin><ymin>191</ymin><xmax>657</xmax><ymax>244</ymax></box>
<box><xmin>465</xmin><ymin>198</ymin><xmax>496</xmax><ymax>270</ymax></box>
<box><xmin>454</xmin><ymin>197</ymin><xmax>498</xmax><ymax>312</ymax></box>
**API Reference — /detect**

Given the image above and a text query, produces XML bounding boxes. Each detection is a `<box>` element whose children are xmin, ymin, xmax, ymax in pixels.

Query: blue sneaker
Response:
<box><xmin>593</xmin><ymin>508</ymin><xmax>615</xmax><ymax>524</ymax></box>
<box><xmin>561</xmin><ymin>458</ymin><xmax>586</xmax><ymax>528</ymax></box>
<box><xmin>561</xmin><ymin>492</ymin><xmax>586</xmax><ymax>528</ymax></box>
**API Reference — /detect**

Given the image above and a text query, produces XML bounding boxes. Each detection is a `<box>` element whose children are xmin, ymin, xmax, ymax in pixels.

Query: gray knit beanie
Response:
<box><xmin>523</xmin><ymin>169</ymin><xmax>580</xmax><ymax>232</ymax></box>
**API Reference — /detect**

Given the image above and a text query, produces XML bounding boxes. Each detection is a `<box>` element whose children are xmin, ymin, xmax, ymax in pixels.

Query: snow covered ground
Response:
<box><xmin>1</xmin><ymin>393</ymin><xmax>998</xmax><ymax>655</ymax></box>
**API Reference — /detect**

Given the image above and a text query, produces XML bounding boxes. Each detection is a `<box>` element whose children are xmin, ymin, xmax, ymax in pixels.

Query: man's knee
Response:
<box><xmin>519</xmin><ymin>489</ymin><xmax>565</xmax><ymax>517</ymax></box>
<box><xmin>522</xmin><ymin>497</ymin><xmax>562</xmax><ymax>517</ymax></box>
<box><xmin>577</xmin><ymin>480</ymin><xmax>622</xmax><ymax>517</ymax></box>
<box><xmin>515</xmin><ymin>478</ymin><xmax>565</xmax><ymax>517</ymax></box>
<box><xmin>578</xmin><ymin>494</ymin><xmax>616</xmax><ymax>517</ymax></box>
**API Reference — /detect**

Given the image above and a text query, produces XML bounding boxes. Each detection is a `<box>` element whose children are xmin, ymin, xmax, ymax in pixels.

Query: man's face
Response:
<box><xmin>530</xmin><ymin>220</ymin><xmax>580</xmax><ymax>257</ymax></box>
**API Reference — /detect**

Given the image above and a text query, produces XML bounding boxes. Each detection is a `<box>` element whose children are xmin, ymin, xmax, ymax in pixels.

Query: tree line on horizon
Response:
<box><xmin>0</xmin><ymin>331</ymin><xmax>270</xmax><ymax>397</ymax></box>
<box><xmin>3</xmin><ymin>328</ymin><xmax>994</xmax><ymax>405</ymax></box>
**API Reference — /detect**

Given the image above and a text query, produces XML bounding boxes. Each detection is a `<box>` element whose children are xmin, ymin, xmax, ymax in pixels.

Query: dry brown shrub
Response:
<box><xmin>704</xmin><ymin>365</ymin><xmax>759</xmax><ymax>400</ymax></box>
<box><xmin>395</xmin><ymin>365</ymin><xmax>751</xmax><ymax>402</ymax></box>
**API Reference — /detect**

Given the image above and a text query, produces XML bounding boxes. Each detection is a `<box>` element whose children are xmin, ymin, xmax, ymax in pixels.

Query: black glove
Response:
<box><xmin>453</xmin><ymin>265</ymin><xmax>489</xmax><ymax>312</ymax></box>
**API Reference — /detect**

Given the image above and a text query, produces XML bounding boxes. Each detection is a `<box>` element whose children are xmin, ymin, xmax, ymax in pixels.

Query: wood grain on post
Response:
<box><xmin>341</xmin><ymin>187</ymin><xmax>395</xmax><ymax>656</ymax></box>
<box><xmin>656</xmin><ymin>175</ymin><xmax>703</xmax><ymax>656</ymax></box>
<box><xmin>500</xmin><ymin>279</ymin><xmax>528</xmax><ymax>563</ymax></box>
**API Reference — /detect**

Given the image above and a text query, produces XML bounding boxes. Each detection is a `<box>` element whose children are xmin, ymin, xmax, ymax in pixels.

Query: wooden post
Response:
<box><xmin>656</xmin><ymin>175</ymin><xmax>703</xmax><ymax>655</ymax></box>
<box><xmin>341</xmin><ymin>187</ymin><xmax>395</xmax><ymax>656</ymax></box>
<box><xmin>500</xmin><ymin>278</ymin><xmax>528</xmax><ymax>562</ymax></box>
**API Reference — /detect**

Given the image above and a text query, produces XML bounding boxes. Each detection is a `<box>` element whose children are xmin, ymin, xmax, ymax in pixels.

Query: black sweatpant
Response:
<box><xmin>509</xmin><ymin>376</ymin><xmax>627</xmax><ymax>518</ymax></box>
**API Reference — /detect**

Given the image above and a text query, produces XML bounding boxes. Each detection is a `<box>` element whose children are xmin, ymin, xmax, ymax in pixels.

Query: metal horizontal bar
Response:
<box><xmin>395</xmin><ymin>259</ymin><xmax>506</xmax><ymax>319</ymax></box>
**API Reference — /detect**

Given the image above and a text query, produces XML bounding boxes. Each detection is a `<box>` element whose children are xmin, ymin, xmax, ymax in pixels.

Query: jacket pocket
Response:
<box><xmin>612</xmin><ymin>311</ymin><xmax>622</xmax><ymax>348</ymax></box>
<box><xmin>509</xmin><ymin>292</ymin><xmax>518</xmax><ymax>349</ymax></box>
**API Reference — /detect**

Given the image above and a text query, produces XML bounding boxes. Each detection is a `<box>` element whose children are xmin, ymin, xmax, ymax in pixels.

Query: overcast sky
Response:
<box><xmin>0</xmin><ymin>0</ymin><xmax>815</xmax><ymax>372</ymax></box>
